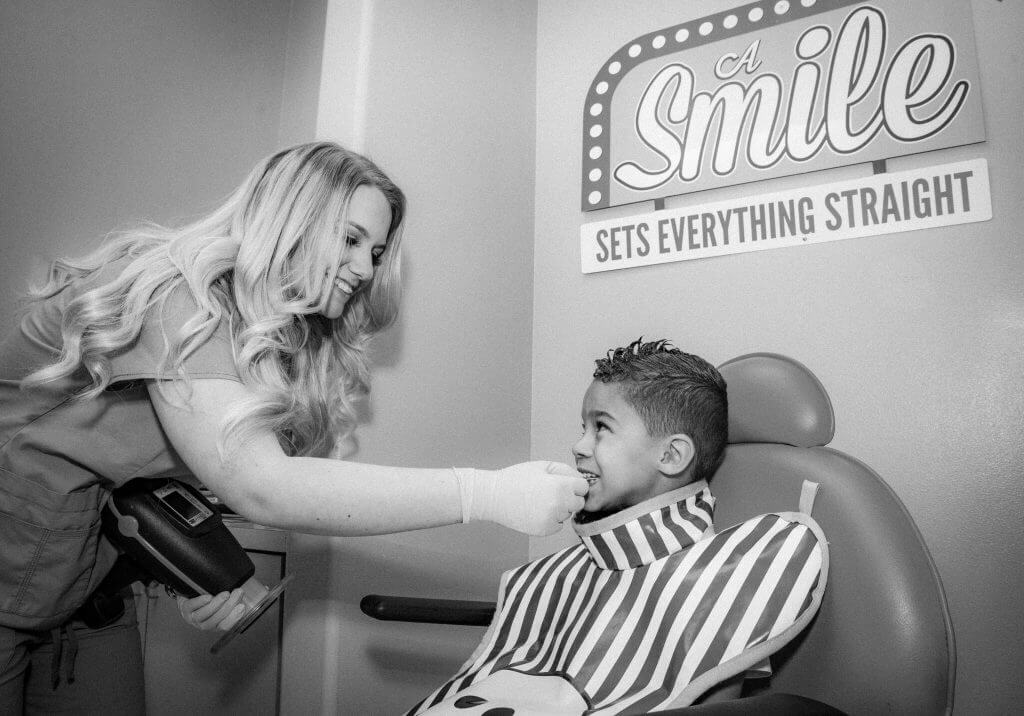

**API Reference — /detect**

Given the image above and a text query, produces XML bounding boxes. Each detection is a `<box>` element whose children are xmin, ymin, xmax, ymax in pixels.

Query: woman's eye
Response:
<box><xmin>596</xmin><ymin>421</ymin><xmax>609</xmax><ymax>433</ymax></box>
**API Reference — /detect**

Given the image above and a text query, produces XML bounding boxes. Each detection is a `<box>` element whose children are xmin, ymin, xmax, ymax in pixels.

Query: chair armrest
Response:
<box><xmin>360</xmin><ymin>594</ymin><xmax>496</xmax><ymax>626</ymax></box>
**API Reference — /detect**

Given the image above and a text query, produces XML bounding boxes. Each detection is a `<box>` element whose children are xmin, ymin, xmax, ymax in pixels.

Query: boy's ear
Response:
<box><xmin>657</xmin><ymin>434</ymin><xmax>695</xmax><ymax>477</ymax></box>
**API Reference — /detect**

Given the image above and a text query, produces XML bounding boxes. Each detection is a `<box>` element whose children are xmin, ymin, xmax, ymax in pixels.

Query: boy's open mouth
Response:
<box><xmin>580</xmin><ymin>471</ymin><xmax>599</xmax><ymax>485</ymax></box>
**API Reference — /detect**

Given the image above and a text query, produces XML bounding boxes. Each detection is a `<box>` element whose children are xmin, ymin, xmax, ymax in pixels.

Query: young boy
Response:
<box><xmin>409</xmin><ymin>339</ymin><xmax>827</xmax><ymax>716</ymax></box>
<box><xmin>572</xmin><ymin>338</ymin><xmax>727</xmax><ymax>525</ymax></box>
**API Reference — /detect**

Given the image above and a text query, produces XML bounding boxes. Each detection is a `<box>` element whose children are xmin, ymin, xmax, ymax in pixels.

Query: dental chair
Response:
<box><xmin>362</xmin><ymin>353</ymin><xmax>956</xmax><ymax>715</ymax></box>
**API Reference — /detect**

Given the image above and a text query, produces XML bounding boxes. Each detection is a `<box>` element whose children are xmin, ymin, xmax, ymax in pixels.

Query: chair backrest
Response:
<box><xmin>711</xmin><ymin>353</ymin><xmax>955</xmax><ymax>716</ymax></box>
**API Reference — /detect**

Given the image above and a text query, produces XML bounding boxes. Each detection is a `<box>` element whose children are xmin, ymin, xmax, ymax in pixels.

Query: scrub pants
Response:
<box><xmin>0</xmin><ymin>597</ymin><xmax>145</xmax><ymax>715</ymax></box>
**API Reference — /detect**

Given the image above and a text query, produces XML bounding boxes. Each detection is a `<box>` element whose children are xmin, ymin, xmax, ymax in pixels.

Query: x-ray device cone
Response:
<box><xmin>79</xmin><ymin>477</ymin><xmax>292</xmax><ymax>654</ymax></box>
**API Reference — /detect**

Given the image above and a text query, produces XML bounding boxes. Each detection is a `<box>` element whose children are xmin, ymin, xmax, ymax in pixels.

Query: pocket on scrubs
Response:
<box><xmin>0</xmin><ymin>468</ymin><xmax>104</xmax><ymax>631</ymax></box>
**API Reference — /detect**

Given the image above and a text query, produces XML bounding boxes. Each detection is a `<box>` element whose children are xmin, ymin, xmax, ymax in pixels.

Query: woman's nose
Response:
<box><xmin>349</xmin><ymin>249</ymin><xmax>374</xmax><ymax>281</ymax></box>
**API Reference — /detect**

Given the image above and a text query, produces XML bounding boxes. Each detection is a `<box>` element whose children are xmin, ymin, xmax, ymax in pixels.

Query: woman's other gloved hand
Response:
<box><xmin>454</xmin><ymin>462</ymin><xmax>589</xmax><ymax>536</ymax></box>
<box><xmin>176</xmin><ymin>588</ymin><xmax>246</xmax><ymax>631</ymax></box>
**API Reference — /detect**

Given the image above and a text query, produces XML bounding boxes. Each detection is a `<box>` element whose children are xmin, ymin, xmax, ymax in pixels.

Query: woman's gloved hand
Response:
<box><xmin>454</xmin><ymin>462</ymin><xmax>589</xmax><ymax>536</ymax></box>
<box><xmin>176</xmin><ymin>588</ymin><xmax>246</xmax><ymax>631</ymax></box>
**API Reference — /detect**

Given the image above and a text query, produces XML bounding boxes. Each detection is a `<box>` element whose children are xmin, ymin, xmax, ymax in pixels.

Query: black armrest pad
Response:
<box><xmin>360</xmin><ymin>594</ymin><xmax>496</xmax><ymax>626</ymax></box>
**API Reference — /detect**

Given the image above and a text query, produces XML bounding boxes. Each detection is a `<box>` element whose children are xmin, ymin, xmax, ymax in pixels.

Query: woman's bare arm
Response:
<box><xmin>148</xmin><ymin>378</ymin><xmax>586</xmax><ymax>536</ymax></box>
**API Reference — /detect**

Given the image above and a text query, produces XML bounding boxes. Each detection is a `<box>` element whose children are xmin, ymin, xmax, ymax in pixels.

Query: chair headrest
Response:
<box><xmin>718</xmin><ymin>353</ymin><xmax>835</xmax><ymax>448</ymax></box>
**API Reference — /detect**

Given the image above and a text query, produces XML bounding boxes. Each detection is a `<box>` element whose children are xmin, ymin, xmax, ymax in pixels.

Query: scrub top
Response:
<box><xmin>0</xmin><ymin>262</ymin><xmax>240</xmax><ymax>631</ymax></box>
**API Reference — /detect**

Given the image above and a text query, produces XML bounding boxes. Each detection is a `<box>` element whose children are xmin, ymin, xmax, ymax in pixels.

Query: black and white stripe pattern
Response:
<box><xmin>410</xmin><ymin>481</ymin><xmax>826</xmax><ymax>715</ymax></box>
<box><xmin>577</xmin><ymin>486</ymin><xmax>714</xmax><ymax>570</ymax></box>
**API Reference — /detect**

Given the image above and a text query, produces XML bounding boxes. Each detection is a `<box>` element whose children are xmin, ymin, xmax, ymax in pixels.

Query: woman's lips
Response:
<box><xmin>334</xmin><ymin>279</ymin><xmax>354</xmax><ymax>294</ymax></box>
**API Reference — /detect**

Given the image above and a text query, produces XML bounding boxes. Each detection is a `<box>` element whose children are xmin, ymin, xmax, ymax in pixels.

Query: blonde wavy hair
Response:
<box><xmin>22</xmin><ymin>142</ymin><xmax>406</xmax><ymax>457</ymax></box>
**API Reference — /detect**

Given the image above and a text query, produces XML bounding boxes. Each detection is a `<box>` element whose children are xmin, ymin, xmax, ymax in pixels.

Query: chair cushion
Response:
<box><xmin>719</xmin><ymin>354</ymin><xmax>834</xmax><ymax>448</ymax></box>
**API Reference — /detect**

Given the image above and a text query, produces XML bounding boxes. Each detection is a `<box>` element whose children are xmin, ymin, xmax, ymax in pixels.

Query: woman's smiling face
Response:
<box><xmin>572</xmin><ymin>380</ymin><xmax>665</xmax><ymax>515</ymax></box>
<box><xmin>321</xmin><ymin>185</ymin><xmax>392</xmax><ymax>320</ymax></box>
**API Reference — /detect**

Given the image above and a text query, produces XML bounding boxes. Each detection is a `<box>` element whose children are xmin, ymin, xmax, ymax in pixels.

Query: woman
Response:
<box><xmin>0</xmin><ymin>142</ymin><xmax>587</xmax><ymax>713</ymax></box>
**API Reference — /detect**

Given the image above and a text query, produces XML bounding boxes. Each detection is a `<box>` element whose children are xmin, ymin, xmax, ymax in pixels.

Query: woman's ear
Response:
<box><xmin>657</xmin><ymin>434</ymin><xmax>695</xmax><ymax>477</ymax></box>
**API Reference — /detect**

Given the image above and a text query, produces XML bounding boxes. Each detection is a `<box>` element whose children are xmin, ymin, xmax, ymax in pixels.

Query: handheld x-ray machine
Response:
<box><xmin>78</xmin><ymin>478</ymin><xmax>291</xmax><ymax>654</ymax></box>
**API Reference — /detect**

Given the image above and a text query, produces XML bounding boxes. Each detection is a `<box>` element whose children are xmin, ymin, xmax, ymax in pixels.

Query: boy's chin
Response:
<box><xmin>573</xmin><ymin>504</ymin><xmax>626</xmax><ymax>524</ymax></box>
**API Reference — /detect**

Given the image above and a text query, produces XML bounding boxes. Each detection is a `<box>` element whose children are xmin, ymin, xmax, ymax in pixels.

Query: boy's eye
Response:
<box><xmin>596</xmin><ymin>421</ymin><xmax>609</xmax><ymax>432</ymax></box>
<box><xmin>372</xmin><ymin>249</ymin><xmax>385</xmax><ymax>266</ymax></box>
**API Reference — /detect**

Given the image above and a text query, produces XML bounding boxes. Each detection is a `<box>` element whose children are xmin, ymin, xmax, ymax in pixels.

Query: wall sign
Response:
<box><xmin>580</xmin><ymin>0</ymin><xmax>985</xmax><ymax>212</ymax></box>
<box><xmin>580</xmin><ymin>158</ymin><xmax>990</xmax><ymax>273</ymax></box>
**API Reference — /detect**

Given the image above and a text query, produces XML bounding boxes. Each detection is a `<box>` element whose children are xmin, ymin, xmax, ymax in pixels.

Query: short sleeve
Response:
<box><xmin>107</xmin><ymin>283</ymin><xmax>240</xmax><ymax>383</ymax></box>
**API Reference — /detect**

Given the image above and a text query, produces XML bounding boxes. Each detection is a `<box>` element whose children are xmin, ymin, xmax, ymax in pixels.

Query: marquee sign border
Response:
<box><xmin>581</xmin><ymin>0</ymin><xmax>879</xmax><ymax>212</ymax></box>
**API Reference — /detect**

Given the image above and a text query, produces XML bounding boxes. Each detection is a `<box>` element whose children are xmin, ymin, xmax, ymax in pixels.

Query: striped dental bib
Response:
<box><xmin>410</xmin><ymin>480</ymin><xmax>828</xmax><ymax>716</ymax></box>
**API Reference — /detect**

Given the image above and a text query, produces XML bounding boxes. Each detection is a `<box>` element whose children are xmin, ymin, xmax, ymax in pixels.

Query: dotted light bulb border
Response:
<box><xmin>580</xmin><ymin>0</ymin><xmax>859</xmax><ymax>211</ymax></box>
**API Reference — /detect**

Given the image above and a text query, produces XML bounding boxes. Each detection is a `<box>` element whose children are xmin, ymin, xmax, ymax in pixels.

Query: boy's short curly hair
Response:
<box><xmin>594</xmin><ymin>338</ymin><xmax>728</xmax><ymax>482</ymax></box>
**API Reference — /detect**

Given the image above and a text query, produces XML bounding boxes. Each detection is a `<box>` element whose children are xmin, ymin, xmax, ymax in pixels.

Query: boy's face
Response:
<box><xmin>573</xmin><ymin>380</ymin><xmax>666</xmax><ymax>515</ymax></box>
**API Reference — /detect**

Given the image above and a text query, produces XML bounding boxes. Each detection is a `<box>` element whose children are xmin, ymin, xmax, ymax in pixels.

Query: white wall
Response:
<box><xmin>0</xmin><ymin>0</ymin><xmax>293</xmax><ymax>329</ymax></box>
<box><xmin>529</xmin><ymin>2</ymin><xmax>1024</xmax><ymax>714</ymax></box>
<box><xmin>278</xmin><ymin>0</ymin><xmax>327</xmax><ymax>148</ymax></box>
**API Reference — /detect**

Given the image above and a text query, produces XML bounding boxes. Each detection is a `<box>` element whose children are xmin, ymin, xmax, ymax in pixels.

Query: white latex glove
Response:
<box><xmin>454</xmin><ymin>461</ymin><xmax>589</xmax><ymax>536</ymax></box>
<box><xmin>176</xmin><ymin>587</ymin><xmax>246</xmax><ymax>631</ymax></box>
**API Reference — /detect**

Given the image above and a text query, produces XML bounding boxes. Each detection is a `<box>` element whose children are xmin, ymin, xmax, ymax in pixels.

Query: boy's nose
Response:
<box><xmin>572</xmin><ymin>436</ymin><xmax>591</xmax><ymax>459</ymax></box>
